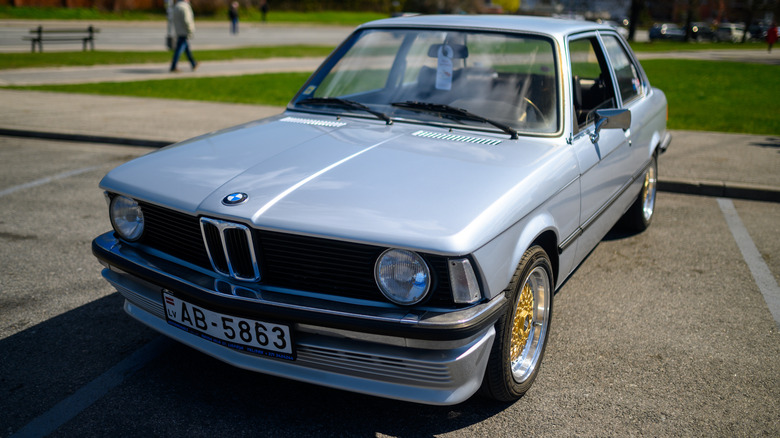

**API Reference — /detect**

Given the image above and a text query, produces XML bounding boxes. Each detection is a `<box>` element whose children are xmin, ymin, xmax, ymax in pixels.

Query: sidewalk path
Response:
<box><xmin>637</xmin><ymin>49</ymin><xmax>780</xmax><ymax>65</ymax></box>
<box><xmin>0</xmin><ymin>89</ymin><xmax>280</xmax><ymax>144</ymax></box>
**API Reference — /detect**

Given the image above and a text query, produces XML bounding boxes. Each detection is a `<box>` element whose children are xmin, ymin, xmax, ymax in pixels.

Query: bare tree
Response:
<box><xmin>742</xmin><ymin>0</ymin><xmax>757</xmax><ymax>43</ymax></box>
<box><xmin>683</xmin><ymin>0</ymin><xmax>697</xmax><ymax>42</ymax></box>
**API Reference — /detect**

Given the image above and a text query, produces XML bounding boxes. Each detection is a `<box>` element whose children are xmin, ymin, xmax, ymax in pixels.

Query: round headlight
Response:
<box><xmin>110</xmin><ymin>195</ymin><xmax>144</xmax><ymax>241</ymax></box>
<box><xmin>374</xmin><ymin>249</ymin><xmax>431</xmax><ymax>305</ymax></box>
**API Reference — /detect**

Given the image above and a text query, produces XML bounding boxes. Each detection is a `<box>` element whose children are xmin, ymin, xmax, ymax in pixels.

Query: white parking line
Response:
<box><xmin>718</xmin><ymin>198</ymin><xmax>780</xmax><ymax>331</ymax></box>
<box><xmin>0</xmin><ymin>166</ymin><xmax>99</xmax><ymax>198</ymax></box>
<box><xmin>10</xmin><ymin>336</ymin><xmax>170</xmax><ymax>438</ymax></box>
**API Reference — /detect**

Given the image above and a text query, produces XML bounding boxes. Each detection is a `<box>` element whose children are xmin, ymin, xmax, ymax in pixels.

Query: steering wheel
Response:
<box><xmin>518</xmin><ymin>97</ymin><xmax>547</xmax><ymax>125</ymax></box>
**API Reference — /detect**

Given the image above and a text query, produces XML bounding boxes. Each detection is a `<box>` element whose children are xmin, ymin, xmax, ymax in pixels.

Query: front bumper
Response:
<box><xmin>93</xmin><ymin>232</ymin><xmax>502</xmax><ymax>405</ymax></box>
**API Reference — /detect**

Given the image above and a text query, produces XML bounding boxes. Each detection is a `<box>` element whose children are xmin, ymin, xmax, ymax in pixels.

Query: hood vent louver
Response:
<box><xmin>412</xmin><ymin>130</ymin><xmax>502</xmax><ymax>146</ymax></box>
<box><xmin>280</xmin><ymin>116</ymin><xmax>347</xmax><ymax>128</ymax></box>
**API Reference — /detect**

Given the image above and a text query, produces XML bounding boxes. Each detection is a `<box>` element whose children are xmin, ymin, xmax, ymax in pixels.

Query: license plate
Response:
<box><xmin>162</xmin><ymin>292</ymin><xmax>294</xmax><ymax>361</ymax></box>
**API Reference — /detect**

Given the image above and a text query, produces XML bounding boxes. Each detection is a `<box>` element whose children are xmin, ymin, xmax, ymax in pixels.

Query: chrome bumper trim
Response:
<box><xmin>112</xmin><ymin>269</ymin><xmax>495</xmax><ymax>404</ymax></box>
<box><xmin>659</xmin><ymin>131</ymin><xmax>672</xmax><ymax>153</ymax></box>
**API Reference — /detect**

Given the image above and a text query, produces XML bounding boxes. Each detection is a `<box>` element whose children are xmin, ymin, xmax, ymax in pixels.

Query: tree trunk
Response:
<box><xmin>628</xmin><ymin>0</ymin><xmax>643</xmax><ymax>42</ymax></box>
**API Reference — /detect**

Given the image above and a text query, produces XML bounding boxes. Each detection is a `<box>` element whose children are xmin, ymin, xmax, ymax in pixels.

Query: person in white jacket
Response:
<box><xmin>170</xmin><ymin>0</ymin><xmax>198</xmax><ymax>72</ymax></box>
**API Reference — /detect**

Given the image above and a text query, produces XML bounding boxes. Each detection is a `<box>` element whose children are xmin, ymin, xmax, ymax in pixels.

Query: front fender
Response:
<box><xmin>471</xmin><ymin>177</ymin><xmax>579</xmax><ymax>299</ymax></box>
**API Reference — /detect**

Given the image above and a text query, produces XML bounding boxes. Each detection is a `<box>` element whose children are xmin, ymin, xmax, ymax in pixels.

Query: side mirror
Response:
<box><xmin>590</xmin><ymin>108</ymin><xmax>631</xmax><ymax>144</ymax></box>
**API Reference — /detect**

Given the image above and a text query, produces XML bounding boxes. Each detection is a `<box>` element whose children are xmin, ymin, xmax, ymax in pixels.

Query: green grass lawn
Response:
<box><xmin>0</xmin><ymin>46</ymin><xmax>335</xmax><ymax>70</ymax></box>
<box><xmin>641</xmin><ymin>59</ymin><xmax>779</xmax><ymax>135</ymax></box>
<box><xmin>3</xmin><ymin>59</ymin><xmax>778</xmax><ymax>135</ymax></box>
<box><xmin>6</xmin><ymin>72</ymin><xmax>311</xmax><ymax>106</ymax></box>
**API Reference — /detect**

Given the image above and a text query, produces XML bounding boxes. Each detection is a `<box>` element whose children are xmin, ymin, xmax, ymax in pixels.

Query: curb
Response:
<box><xmin>0</xmin><ymin>128</ymin><xmax>170</xmax><ymax>148</ymax></box>
<box><xmin>658</xmin><ymin>178</ymin><xmax>780</xmax><ymax>203</ymax></box>
<box><xmin>3</xmin><ymin>128</ymin><xmax>778</xmax><ymax>203</ymax></box>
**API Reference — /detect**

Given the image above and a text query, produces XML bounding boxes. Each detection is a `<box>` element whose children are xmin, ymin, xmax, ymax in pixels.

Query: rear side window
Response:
<box><xmin>601</xmin><ymin>35</ymin><xmax>643</xmax><ymax>105</ymax></box>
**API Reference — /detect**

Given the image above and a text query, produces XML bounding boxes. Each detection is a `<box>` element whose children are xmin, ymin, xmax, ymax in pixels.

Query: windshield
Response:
<box><xmin>291</xmin><ymin>28</ymin><xmax>559</xmax><ymax>135</ymax></box>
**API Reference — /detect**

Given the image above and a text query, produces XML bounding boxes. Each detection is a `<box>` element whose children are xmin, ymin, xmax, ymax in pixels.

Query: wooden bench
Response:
<box><xmin>23</xmin><ymin>26</ymin><xmax>99</xmax><ymax>53</ymax></box>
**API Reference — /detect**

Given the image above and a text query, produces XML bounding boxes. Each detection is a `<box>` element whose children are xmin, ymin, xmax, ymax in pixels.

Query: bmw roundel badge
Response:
<box><xmin>222</xmin><ymin>192</ymin><xmax>248</xmax><ymax>205</ymax></box>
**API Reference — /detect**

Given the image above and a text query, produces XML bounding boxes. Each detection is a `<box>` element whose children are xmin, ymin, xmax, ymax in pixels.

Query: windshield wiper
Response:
<box><xmin>298</xmin><ymin>97</ymin><xmax>393</xmax><ymax>125</ymax></box>
<box><xmin>391</xmin><ymin>101</ymin><xmax>518</xmax><ymax>139</ymax></box>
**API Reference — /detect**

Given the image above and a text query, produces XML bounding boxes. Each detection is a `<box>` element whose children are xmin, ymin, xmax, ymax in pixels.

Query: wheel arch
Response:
<box><xmin>474</xmin><ymin>212</ymin><xmax>562</xmax><ymax>300</ymax></box>
<box><xmin>531</xmin><ymin>230</ymin><xmax>559</xmax><ymax>287</ymax></box>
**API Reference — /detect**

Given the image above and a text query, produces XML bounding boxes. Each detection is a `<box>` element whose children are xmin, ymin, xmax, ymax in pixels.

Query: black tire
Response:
<box><xmin>620</xmin><ymin>153</ymin><xmax>658</xmax><ymax>232</ymax></box>
<box><xmin>481</xmin><ymin>246</ymin><xmax>553</xmax><ymax>402</ymax></box>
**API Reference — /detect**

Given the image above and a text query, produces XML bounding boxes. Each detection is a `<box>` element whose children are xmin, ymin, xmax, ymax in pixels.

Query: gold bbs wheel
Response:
<box><xmin>482</xmin><ymin>245</ymin><xmax>553</xmax><ymax>402</ymax></box>
<box><xmin>509</xmin><ymin>264</ymin><xmax>550</xmax><ymax>383</ymax></box>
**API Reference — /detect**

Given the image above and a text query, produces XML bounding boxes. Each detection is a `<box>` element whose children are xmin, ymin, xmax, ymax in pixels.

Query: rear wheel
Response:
<box><xmin>481</xmin><ymin>246</ymin><xmax>553</xmax><ymax>402</ymax></box>
<box><xmin>621</xmin><ymin>153</ymin><xmax>658</xmax><ymax>232</ymax></box>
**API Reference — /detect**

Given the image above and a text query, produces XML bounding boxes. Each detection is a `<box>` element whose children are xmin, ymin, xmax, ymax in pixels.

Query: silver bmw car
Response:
<box><xmin>93</xmin><ymin>15</ymin><xmax>671</xmax><ymax>405</ymax></box>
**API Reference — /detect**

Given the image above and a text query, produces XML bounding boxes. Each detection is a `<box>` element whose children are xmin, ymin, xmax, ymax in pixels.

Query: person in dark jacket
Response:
<box><xmin>229</xmin><ymin>2</ymin><xmax>239</xmax><ymax>34</ymax></box>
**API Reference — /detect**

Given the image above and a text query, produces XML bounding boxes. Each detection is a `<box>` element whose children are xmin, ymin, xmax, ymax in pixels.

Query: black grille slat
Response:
<box><xmin>225</xmin><ymin>228</ymin><xmax>254</xmax><ymax>279</ymax></box>
<box><xmin>202</xmin><ymin>222</ymin><xmax>228</xmax><ymax>273</ymax></box>
<box><xmin>134</xmin><ymin>203</ymin><xmax>456</xmax><ymax>306</ymax></box>
<box><xmin>138</xmin><ymin>202</ymin><xmax>210</xmax><ymax>268</ymax></box>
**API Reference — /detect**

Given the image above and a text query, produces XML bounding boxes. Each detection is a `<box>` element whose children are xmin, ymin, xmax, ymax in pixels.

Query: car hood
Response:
<box><xmin>101</xmin><ymin>113</ymin><xmax>576</xmax><ymax>254</ymax></box>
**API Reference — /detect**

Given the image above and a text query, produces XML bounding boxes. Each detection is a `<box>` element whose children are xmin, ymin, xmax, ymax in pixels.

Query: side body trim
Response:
<box><xmin>558</xmin><ymin>157</ymin><xmax>651</xmax><ymax>254</ymax></box>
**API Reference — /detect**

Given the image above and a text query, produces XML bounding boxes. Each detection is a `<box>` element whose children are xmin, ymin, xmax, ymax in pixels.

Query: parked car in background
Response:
<box><xmin>748</xmin><ymin>22</ymin><xmax>769</xmax><ymax>40</ymax></box>
<box><xmin>649</xmin><ymin>22</ymin><xmax>686</xmax><ymax>41</ymax></box>
<box><xmin>93</xmin><ymin>15</ymin><xmax>671</xmax><ymax>406</ymax></box>
<box><xmin>714</xmin><ymin>23</ymin><xmax>747</xmax><ymax>42</ymax></box>
<box><xmin>689</xmin><ymin>22</ymin><xmax>715</xmax><ymax>41</ymax></box>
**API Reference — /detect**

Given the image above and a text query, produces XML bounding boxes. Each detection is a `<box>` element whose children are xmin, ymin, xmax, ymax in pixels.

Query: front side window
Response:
<box><xmin>292</xmin><ymin>28</ymin><xmax>560</xmax><ymax>135</ymax></box>
<box><xmin>569</xmin><ymin>36</ymin><xmax>617</xmax><ymax>130</ymax></box>
<box><xmin>601</xmin><ymin>34</ymin><xmax>643</xmax><ymax>105</ymax></box>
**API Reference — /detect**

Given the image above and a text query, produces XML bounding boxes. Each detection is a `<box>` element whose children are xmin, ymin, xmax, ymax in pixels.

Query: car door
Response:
<box><xmin>600</xmin><ymin>32</ymin><xmax>651</xmax><ymax>175</ymax></box>
<box><xmin>567</xmin><ymin>34</ymin><xmax>633</xmax><ymax>263</ymax></box>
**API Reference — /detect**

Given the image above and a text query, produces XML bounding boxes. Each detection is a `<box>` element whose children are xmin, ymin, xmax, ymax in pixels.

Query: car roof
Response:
<box><xmin>359</xmin><ymin>14</ymin><xmax>611</xmax><ymax>40</ymax></box>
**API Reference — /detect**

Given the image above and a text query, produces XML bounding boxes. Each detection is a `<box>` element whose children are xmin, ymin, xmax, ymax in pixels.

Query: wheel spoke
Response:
<box><xmin>510</xmin><ymin>283</ymin><xmax>534</xmax><ymax>361</ymax></box>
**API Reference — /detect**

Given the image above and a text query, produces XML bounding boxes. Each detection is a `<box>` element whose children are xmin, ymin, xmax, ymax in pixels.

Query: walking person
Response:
<box><xmin>228</xmin><ymin>1</ymin><xmax>239</xmax><ymax>34</ymax></box>
<box><xmin>170</xmin><ymin>0</ymin><xmax>198</xmax><ymax>72</ymax></box>
<box><xmin>259</xmin><ymin>0</ymin><xmax>268</xmax><ymax>22</ymax></box>
<box><xmin>767</xmin><ymin>22</ymin><xmax>778</xmax><ymax>53</ymax></box>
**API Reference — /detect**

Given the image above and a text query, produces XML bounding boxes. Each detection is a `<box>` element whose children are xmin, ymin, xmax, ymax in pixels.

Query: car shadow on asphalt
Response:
<box><xmin>602</xmin><ymin>223</ymin><xmax>643</xmax><ymax>242</ymax></box>
<box><xmin>0</xmin><ymin>292</ymin><xmax>158</xmax><ymax>435</ymax></box>
<box><xmin>95</xmin><ymin>341</ymin><xmax>516</xmax><ymax>436</ymax></box>
<box><xmin>1</xmin><ymin>291</ymin><xmax>512</xmax><ymax>436</ymax></box>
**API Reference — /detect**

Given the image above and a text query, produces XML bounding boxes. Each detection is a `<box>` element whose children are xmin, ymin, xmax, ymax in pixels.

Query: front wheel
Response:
<box><xmin>481</xmin><ymin>246</ymin><xmax>553</xmax><ymax>402</ymax></box>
